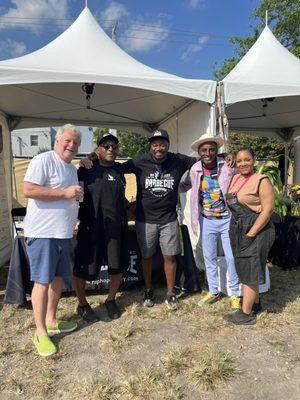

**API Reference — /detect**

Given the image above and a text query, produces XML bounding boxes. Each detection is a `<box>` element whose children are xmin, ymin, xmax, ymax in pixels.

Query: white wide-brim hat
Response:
<box><xmin>191</xmin><ymin>133</ymin><xmax>224</xmax><ymax>152</ymax></box>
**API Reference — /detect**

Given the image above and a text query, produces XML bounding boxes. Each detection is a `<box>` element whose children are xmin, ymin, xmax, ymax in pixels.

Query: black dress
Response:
<box><xmin>226</xmin><ymin>193</ymin><xmax>275</xmax><ymax>285</ymax></box>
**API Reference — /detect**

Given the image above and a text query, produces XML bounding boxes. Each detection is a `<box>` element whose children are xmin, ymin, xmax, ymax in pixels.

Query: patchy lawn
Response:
<box><xmin>0</xmin><ymin>265</ymin><xmax>300</xmax><ymax>400</ymax></box>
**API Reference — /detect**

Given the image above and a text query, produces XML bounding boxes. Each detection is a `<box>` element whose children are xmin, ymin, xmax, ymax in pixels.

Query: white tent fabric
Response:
<box><xmin>0</xmin><ymin>6</ymin><xmax>216</xmax><ymax>266</ymax></box>
<box><xmin>223</xmin><ymin>26</ymin><xmax>300</xmax><ymax>105</ymax></box>
<box><xmin>161</xmin><ymin>101</ymin><xmax>216</xmax><ymax>155</ymax></box>
<box><xmin>0</xmin><ymin>6</ymin><xmax>216</xmax><ymax>132</ymax></box>
<box><xmin>221</xmin><ymin>26</ymin><xmax>300</xmax><ymax>136</ymax></box>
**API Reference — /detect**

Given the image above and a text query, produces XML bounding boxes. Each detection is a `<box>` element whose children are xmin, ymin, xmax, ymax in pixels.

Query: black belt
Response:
<box><xmin>201</xmin><ymin>213</ymin><xmax>229</xmax><ymax>220</ymax></box>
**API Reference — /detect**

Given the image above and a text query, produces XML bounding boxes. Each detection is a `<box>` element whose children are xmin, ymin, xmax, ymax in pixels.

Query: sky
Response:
<box><xmin>0</xmin><ymin>0</ymin><xmax>261</xmax><ymax>79</ymax></box>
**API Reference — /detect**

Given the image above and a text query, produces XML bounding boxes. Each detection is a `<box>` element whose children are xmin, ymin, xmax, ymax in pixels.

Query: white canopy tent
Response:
<box><xmin>218</xmin><ymin>25</ymin><xmax>300</xmax><ymax>183</ymax></box>
<box><xmin>0</xmin><ymin>6</ymin><xmax>216</xmax><ymax>135</ymax></box>
<box><xmin>0</xmin><ymin>6</ymin><xmax>216</xmax><ymax>265</ymax></box>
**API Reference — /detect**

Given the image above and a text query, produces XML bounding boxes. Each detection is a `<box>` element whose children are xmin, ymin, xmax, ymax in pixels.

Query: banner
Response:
<box><xmin>0</xmin><ymin>124</ymin><xmax>12</xmax><ymax>265</ymax></box>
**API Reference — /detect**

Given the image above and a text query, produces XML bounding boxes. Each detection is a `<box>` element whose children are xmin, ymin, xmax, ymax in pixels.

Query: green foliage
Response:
<box><xmin>228</xmin><ymin>132</ymin><xmax>284</xmax><ymax>160</ymax></box>
<box><xmin>92</xmin><ymin>128</ymin><xmax>149</xmax><ymax>158</ymax></box>
<box><xmin>256</xmin><ymin>162</ymin><xmax>287</xmax><ymax>217</ymax></box>
<box><xmin>214</xmin><ymin>1</ymin><xmax>299</xmax><ymax>165</ymax></box>
<box><xmin>253</xmin><ymin>0</ymin><xmax>300</xmax><ymax>58</ymax></box>
<box><xmin>214</xmin><ymin>0</ymin><xmax>300</xmax><ymax>79</ymax></box>
<box><xmin>37</xmin><ymin>147</ymin><xmax>50</xmax><ymax>154</ymax></box>
<box><xmin>92</xmin><ymin>127</ymin><xmax>109</xmax><ymax>148</ymax></box>
<box><xmin>117</xmin><ymin>131</ymin><xmax>149</xmax><ymax>158</ymax></box>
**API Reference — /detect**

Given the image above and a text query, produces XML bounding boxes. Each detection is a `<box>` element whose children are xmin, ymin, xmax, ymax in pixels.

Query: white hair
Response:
<box><xmin>55</xmin><ymin>124</ymin><xmax>82</xmax><ymax>144</ymax></box>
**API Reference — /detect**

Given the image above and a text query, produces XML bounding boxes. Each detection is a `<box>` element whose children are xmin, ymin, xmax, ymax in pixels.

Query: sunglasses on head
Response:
<box><xmin>100</xmin><ymin>143</ymin><xmax>118</xmax><ymax>150</ymax></box>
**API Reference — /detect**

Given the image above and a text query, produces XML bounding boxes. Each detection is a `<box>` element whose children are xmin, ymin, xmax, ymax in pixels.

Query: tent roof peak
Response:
<box><xmin>0</xmin><ymin>4</ymin><xmax>217</xmax><ymax>104</ymax></box>
<box><xmin>0</xmin><ymin>5</ymin><xmax>181</xmax><ymax>79</ymax></box>
<box><xmin>0</xmin><ymin>4</ymin><xmax>216</xmax><ymax>132</ymax></box>
<box><xmin>223</xmin><ymin>24</ymin><xmax>300</xmax><ymax>88</ymax></box>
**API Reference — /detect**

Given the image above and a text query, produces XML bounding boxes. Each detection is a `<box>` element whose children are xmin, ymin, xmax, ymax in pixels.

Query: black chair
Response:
<box><xmin>11</xmin><ymin>207</ymin><xmax>27</xmax><ymax>236</ymax></box>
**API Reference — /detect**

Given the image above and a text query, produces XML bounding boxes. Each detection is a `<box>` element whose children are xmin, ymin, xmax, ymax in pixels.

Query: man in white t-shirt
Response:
<box><xmin>24</xmin><ymin>124</ymin><xmax>83</xmax><ymax>357</ymax></box>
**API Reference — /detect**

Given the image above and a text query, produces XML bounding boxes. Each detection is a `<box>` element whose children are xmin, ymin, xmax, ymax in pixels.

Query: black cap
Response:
<box><xmin>97</xmin><ymin>132</ymin><xmax>119</xmax><ymax>146</ymax></box>
<box><xmin>148</xmin><ymin>129</ymin><xmax>169</xmax><ymax>143</ymax></box>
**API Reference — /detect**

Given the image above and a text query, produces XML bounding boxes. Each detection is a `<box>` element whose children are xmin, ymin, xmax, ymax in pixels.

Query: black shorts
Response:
<box><xmin>73</xmin><ymin>227</ymin><xmax>127</xmax><ymax>280</ymax></box>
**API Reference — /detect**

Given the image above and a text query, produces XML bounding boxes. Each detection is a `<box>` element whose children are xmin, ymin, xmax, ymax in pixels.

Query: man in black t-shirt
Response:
<box><xmin>80</xmin><ymin>129</ymin><xmax>232</xmax><ymax>311</ymax></box>
<box><xmin>122</xmin><ymin>129</ymin><xmax>196</xmax><ymax>310</ymax></box>
<box><xmin>73</xmin><ymin>133</ymin><xmax>128</xmax><ymax>322</ymax></box>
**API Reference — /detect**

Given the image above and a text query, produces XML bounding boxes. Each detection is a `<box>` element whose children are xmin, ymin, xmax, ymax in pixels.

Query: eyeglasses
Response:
<box><xmin>100</xmin><ymin>143</ymin><xmax>118</xmax><ymax>150</ymax></box>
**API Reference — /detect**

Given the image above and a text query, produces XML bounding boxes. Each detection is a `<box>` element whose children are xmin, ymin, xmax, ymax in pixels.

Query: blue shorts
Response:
<box><xmin>25</xmin><ymin>238</ymin><xmax>71</xmax><ymax>284</ymax></box>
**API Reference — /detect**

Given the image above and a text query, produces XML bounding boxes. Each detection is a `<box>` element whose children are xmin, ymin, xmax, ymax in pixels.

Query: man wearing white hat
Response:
<box><xmin>180</xmin><ymin>133</ymin><xmax>240</xmax><ymax>310</ymax></box>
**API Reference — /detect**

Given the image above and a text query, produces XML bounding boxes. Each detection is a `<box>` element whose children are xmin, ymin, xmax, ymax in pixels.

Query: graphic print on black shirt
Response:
<box><xmin>123</xmin><ymin>152</ymin><xmax>196</xmax><ymax>225</ymax></box>
<box><xmin>145</xmin><ymin>164</ymin><xmax>175</xmax><ymax>198</ymax></box>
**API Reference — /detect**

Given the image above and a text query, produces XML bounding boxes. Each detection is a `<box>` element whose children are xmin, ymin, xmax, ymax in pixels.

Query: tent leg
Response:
<box><xmin>284</xmin><ymin>142</ymin><xmax>288</xmax><ymax>187</ymax></box>
<box><xmin>294</xmin><ymin>136</ymin><xmax>300</xmax><ymax>184</ymax></box>
<box><xmin>217</xmin><ymin>82</ymin><xmax>229</xmax><ymax>153</ymax></box>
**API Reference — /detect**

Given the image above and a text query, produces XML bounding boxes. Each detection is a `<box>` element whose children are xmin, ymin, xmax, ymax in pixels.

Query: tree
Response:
<box><xmin>92</xmin><ymin>128</ymin><xmax>149</xmax><ymax>157</ymax></box>
<box><xmin>228</xmin><ymin>133</ymin><xmax>284</xmax><ymax>160</ymax></box>
<box><xmin>118</xmin><ymin>131</ymin><xmax>149</xmax><ymax>158</ymax></box>
<box><xmin>37</xmin><ymin>147</ymin><xmax>50</xmax><ymax>154</ymax></box>
<box><xmin>213</xmin><ymin>0</ymin><xmax>300</xmax><ymax>80</ymax></box>
<box><xmin>92</xmin><ymin>127</ymin><xmax>109</xmax><ymax>148</ymax></box>
<box><xmin>214</xmin><ymin>0</ymin><xmax>299</xmax><ymax>160</ymax></box>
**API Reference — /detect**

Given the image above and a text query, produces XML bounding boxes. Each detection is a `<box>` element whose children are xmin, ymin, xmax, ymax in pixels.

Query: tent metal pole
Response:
<box><xmin>294</xmin><ymin>135</ymin><xmax>300</xmax><ymax>184</ymax></box>
<box><xmin>218</xmin><ymin>82</ymin><xmax>228</xmax><ymax>152</ymax></box>
<box><xmin>284</xmin><ymin>142</ymin><xmax>288</xmax><ymax>187</ymax></box>
<box><xmin>7</xmin><ymin>116</ymin><xmax>145</xmax><ymax>130</ymax></box>
<box><xmin>216</xmin><ymin>83</ymin><xmax>223</xmax><ymax>137</ymax></box>
<box><xmin>176</xmin><ymin>113</ymin><xmax>179</xmax><ymax>153</ymax></box>
<box><xmin>210</xmin><ymin>103</ymin><xmax>217</xmax><ymax>137</ymax></box>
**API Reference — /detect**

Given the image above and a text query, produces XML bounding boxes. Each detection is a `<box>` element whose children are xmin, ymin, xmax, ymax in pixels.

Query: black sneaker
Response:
<box><xmin>226</xmin><ymin>309</ymin><xmax>256</xmax><ymax>325</ymax></box>
<box><xmin>252</xmin><ymin>301</ymin><xmax>262</xmax><ymax>315</ymax></box>
<box><xmin>143</xmin><ymin>289</ymin><xmax>154</xmax><ymax>307</ymax></box>
<box><xmin>77</xmin><ymin>304</ymin><xmax>99</xmax><ymax>323</ymax></box>
<box><xmin>165</xmin><ymin>293</ymin><xmax>179</xmax><ymax>311</ymax></box>
<box><xmin>104</xmin><ymin>300</ymin><xmax>121</xmax><ymax>320</ymax></box>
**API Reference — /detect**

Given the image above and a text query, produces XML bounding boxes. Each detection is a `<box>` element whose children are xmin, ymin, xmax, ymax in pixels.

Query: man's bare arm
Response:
<box><xmin>24</xmin><ymin>182</ymin><xmax>83</xmax><ymax>201</ymax></box>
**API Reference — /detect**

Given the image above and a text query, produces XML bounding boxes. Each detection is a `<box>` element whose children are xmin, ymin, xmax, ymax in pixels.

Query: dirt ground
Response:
<box><xmin>0</xmin><ymin>265</ymin><xmax>300</xmax><ymax>400</ymax></box>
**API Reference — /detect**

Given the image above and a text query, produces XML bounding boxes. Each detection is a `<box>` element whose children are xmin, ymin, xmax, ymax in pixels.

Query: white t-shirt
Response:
<box><xmin>24</xmin><ymin>151</ymin><xmax>79</xmax><ymax>239</ymax></box>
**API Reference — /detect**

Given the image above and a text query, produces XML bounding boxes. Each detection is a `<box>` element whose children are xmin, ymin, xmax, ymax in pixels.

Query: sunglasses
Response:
<box><xmin>100</xmin><ymin>143</ymin><xmax>118</xmax><ymax>150</ymax></box>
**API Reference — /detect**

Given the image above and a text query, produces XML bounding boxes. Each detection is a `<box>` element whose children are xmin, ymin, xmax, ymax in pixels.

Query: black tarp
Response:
<box><xmin>4</xmin><ymin>224</ymin><xmax>201</xmax><ymax>305</ymax></box>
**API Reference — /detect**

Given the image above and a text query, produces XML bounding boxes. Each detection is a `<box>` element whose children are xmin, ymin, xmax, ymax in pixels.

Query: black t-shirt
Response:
<box><xmin>123</xmin><ymin>152</ymin><xmax>196</xmax><ymax>224</ymax></box>
<box><xmin>76</xmin><ymin>161</ymin><xmax>127</xmax><ymax>269</ymax></box>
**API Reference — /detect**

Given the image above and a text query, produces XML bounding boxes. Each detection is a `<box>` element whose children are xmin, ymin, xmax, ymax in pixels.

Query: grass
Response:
<box><xmin>161</xmin><ymin>345</ymin><xmax>192</xmax><ymax>374</ymax></box>
<box><xmin>188</xmin><ymin>345</ymin><xmax>237</xmax><ymax>391</ymax></box>
<box><xmin>0</xmin><ymin>341</ymin><xmax>32</xmax><ymax>357</ymax></box>
<box><xmin>0</xmin><ymin>266</ymin><xmax>300</xmax><ymax>399</ymax></box>
<box><xmin>101</xmin><ymin>320</ymin><xmax>144</xmax><ymax>351</ymax></box>
<box><xmin>123</xmin><ymin>302</ymin><xmax>147</xmax><ymax>318</ymax></box>
<box><xmin>283</xmin><ymin>296</ymin><xmax>300</xmax><ymax>315</ymax></box>
<box><xmin>73</xmin><ymin>377</ymin><xmax>120</xmax><ymax>400</ymax></box>
<box><xmin>0</xmin><ymin>376</ymin><xmax>24</xmax><ymax>396</ymax></box>
<box><xmin>266</xmin><ymin>338</ymin><xmax>288</xmax><ymax>350</ymax></box>
<box><xmin>72</xmin><ymin>367</ymin><xmax>183</xmax><ymax>400</ymax></box>
<box><xmin>121</xmin><ymin>366</ymin><xmax>183</xmax><ymax>400</ymax></box>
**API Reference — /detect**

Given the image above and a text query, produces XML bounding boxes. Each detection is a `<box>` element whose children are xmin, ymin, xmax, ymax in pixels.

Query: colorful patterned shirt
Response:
<box><xmin>199</xmin><ymin>165</ymin><xmax>229</xmax><ymax>218</ymax></box>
